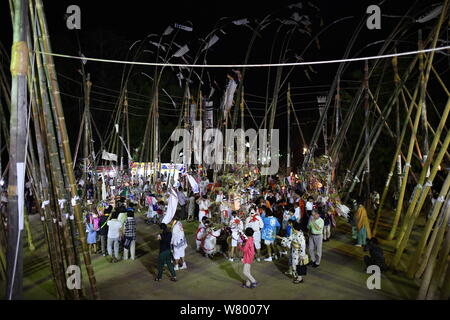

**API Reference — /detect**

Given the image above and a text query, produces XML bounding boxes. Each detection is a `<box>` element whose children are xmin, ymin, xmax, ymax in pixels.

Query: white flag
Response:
<box><xmin>187</xmin><ymin>174</ymin><xmax>199</xmax><ymax>194</ymax></box>
<box><xmin>149</xmin><ymin>41</ymin><xmax>166</xmax><ymax>52</ymax></box>
<box><xmin>222</xmin><ymin>78</ymin><xmax>238</xmax><ymax>113</ymax></box>
<box><xmin>174</xmin><ymin>23</ymin><xmax>193</xmax><ymax>32</ymax></box>
<box><xmin>288</xmin><ymin>2</ymin><xmax>302</xmax><ymax>9</ymax></box>
<box><xmin>173</xmin><ymin>45</ymin><xmax>189</xmax><ymax>58</ymax></box>
<box><xmin>162</xmin><ymin>189</ymin><xmax>178</xmax><ymax>224</ymax></box>
<box><xmin>416</xmin><ymin>5</ymin><xmax>443</xmax><ymax>23</ymax></box>
<box><xmin>102</xmin><ymin>150</ymin><xmax>118</xmax><ymax>162</ymax></box>
<box><xmin>291</xmin><ymin>12</ymin><xmax>301</xmax><ymax>22</ymax></box>
<box><xmin>232</xmin><ymin>18</ymin><xmax>249</xmax><ymax>26</ymax></box>
<box><xmin>163</xmin><ymin>25</ymin><xmax>174</xmax><ymax>35</ymax></box>
<box><xmin>202</xmin><ymin>35</ymin><xmax>220</xmax><ymax>51</ymax></box>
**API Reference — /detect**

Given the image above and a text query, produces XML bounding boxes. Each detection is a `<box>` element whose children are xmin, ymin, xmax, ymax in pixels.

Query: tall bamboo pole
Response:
<box><xmin>407</xmin><ymin>172</ymin><xmax>450</xmax><ymax>278</ymax></box>
<box><xmin>392</xmin><ymin>124</ymin><xmax>450</xmax><ymax>269</ymax></box>
<box><xmin>6</xmin><ymin>0</ymin><xmax>28</xmax><ymax>300</ymax></box>
<box><xmin>363</xmin><ymin>60</ymin><xmax>370</xmax><ymax>203</ymax></box>
<box><xmin>35</xmin><ymin>0</ymin><xmax>98</xmax><ymax>299</ymax></box>
<box><xmin>387</xmin><ymin>80</ymin><xmax>425</xmax><ymax>240</ymax></box>
<box><xmin>372</xmin><ymin>56</ymin><xmax>419</xmax><ymax>236</ymax></box>
<box><xmin>287</xmin><ymin>84</ymin><xmax>291</xmax><ymax>171</ymax></box>
<box><xmin>416</xmin><ymin>192</ymin><xmax>450</xmax><ymax>299</ymax></box>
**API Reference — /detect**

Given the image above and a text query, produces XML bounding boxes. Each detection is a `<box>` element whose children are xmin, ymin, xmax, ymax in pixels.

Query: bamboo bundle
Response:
<box><xmin>408</xmin><ymin>173</ymin><xmax>450</xmax><ymax>278</ymax></box>
<box><xmin>416</xmin><ymin>190</ymin><xmax>450</xmax><ymax>299</ymax></box>
<box><xmin>34</xmin><ymin>0</ymin><xmax>98</xmax><ymax>299</ymax></box>
<box><xmin>6</xmin><ymin>0</ymin><xmax>28</xmax><ymax>299</ymax></box>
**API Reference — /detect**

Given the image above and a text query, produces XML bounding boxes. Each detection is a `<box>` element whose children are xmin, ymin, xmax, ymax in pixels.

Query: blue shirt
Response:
<box><xmin>261</xmin><ymin>215</ymin><xmax>280</xmax><ymax>241</ymax></box>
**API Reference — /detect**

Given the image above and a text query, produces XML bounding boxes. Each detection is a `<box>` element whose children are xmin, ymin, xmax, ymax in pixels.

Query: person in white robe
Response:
<box><xmin>171</xmin><ymin>220</ymin><xmax>188</xmax><ymax>270</ymax></box>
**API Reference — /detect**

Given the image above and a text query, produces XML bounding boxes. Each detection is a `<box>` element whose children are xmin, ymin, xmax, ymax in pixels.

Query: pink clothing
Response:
<box><xmin>240</xmin><ymin>237</ymin><xmax>255</xmax><ymax>264</ymax></box>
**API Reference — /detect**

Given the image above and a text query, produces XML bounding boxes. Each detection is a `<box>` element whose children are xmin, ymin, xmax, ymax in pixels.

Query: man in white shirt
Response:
<box><xmin>107</xmin><ymin>211</ymin><xmax>123</xmax><ymax>262</ymax></box>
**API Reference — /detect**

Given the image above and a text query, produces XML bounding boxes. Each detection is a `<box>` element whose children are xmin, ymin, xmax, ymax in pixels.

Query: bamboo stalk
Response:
<box><xmin>35</xmin><ymin>0</ymin><xmax>98</xmax><ymax>299</ymax></box>
<box><xmin>6</xmin><ymin>0</ymin><xmax>28</xmax><ymax>300</ymax></box>
<box><xmin>416</xmin><ymin>192</ymin><xmax>450</xmax><ymax>299</ymax></box>
<box><xmin>407</xmin><ymin>172</ymin><xmax>450</xmax><ymax>278</ymax></box>
<box><xmin>427</xmin><ymin>223</ymin><xmax>450</xmax><ymax>299</ymax></box>
<box><xmin>392</xmin><ymin>123</ymin><xmax>450</xmax><ymax>268</ymax></box>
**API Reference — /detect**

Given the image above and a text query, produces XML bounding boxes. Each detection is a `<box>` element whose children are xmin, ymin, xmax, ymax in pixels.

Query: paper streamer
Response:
<box><xmin>162</xmin><ymin>189</ymin><xmax>178</xmax><ymax>224</ymax></box>
<box><xmin>41</xmin><ymin>200</ymin><xmax>50</xmax><ymax>209</ymax></box>
<box><xmin>187</xmin><ymin>174</ymin><xmax>199</xmax><ymax>193</ymax></box>
<box><xmin>71</xmin><ymin>196</ymin><xmax>79</xmax><ymax>206</ymax></box>
<box><xmin>58</xmin><ymin>199</ymin><xmax>67</xmax><ymax>209</ymax></box>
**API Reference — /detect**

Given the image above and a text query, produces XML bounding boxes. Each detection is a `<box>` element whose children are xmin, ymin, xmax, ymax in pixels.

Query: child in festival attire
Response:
<box><xmin>86</xmin><ymin>212</ymin><xmax>99</xmax><ymax>254</ymax></box>
<box><xmin>197</xmin><ymin>195</ymin><xmax>211</xmax><ymax>222</ymax></box>
<box><xmin>202</xmin><ymin>224</ymin><xmax>222</xmax><ymax>257</ymax></box>
<box><xmin>195</xmin><ymin>216</ymin><xmax>209</xmax><ymax>252</ymax></box>
<box><xmin>228</xmin><ymin>211</ymin><xmax>244</xmax><ymax>262</ymax></box>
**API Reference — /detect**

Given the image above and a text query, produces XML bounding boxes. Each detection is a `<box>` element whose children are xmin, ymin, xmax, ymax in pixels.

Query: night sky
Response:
<box><xmin>0</xmin><ymin>0</ymin><xmax>447</xmax><ymax>183</ymax></box>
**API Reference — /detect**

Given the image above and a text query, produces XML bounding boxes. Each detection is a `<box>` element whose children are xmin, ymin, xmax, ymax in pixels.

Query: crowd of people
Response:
<box><xmin>0</xmin><ymin>164</ymin><xmax>386</xmax><ymax>289</ymax></box>
<box><xmin>72</xmin><ymin>165</ymin><xmax>386</xmax><ymax>288</ymax></box>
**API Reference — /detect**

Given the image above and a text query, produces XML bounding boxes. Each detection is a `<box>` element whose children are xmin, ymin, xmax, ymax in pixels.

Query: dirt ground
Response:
<box><xmin>4</xmin><ymin>210</ymin><xmax>420</xmax><ymax>300</ymax></box>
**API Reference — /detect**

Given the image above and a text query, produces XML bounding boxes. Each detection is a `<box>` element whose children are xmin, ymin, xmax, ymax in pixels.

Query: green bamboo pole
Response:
<box><xmin>372</xmin><ymin>59</ymin><xmax>420</xmax><ymax>236</ymax></box>
<box><xmin>392</xmin><ymin>124</ymin><xmax>450</xmax><ymax>269</ymax></box>
<box><xmin>439</xmin><ymin>232</ymin><xmax>450</xmax><ymax>299</ymax></box>
<box><xmin>29</xmin><ymin>0</ymin><xmax>71</xmax><ymax>297</ymax></box>
<box><xmin>387</xmin><ymin>80</ymin><xmax>425</xmax><ymax>240</ymax></box>
<box><xmin>35</xmin><ymin>0</ymin><xmax>98</xmax><ymax>299</ymax></box>
<box><xmin>423</xmin><ymin>215</ymin><xmax>450</xmax><ymax>299</ymax></box>
<box><xmin>6</xmin><ymin>0</ymin><xmax>28</xmax><ymax>300</ymax></box>
<box><xmin>416</xmin><ymin>192</ymin><xmax>450</xmax><ymax>299</ymax></box>
<box><xmin>407</xmin><ymin>171</ymin><xmax>450</xmax><ymax>278</ymax></box>
<box><xmin>31</xmin><ymin>8</ymin><xmax>81</xmax><ymax>299</ymax></box>
<box><xmin>392</xmin><ymin>0</ymin><xmax>450</xmax><ymax>244</ymax></box>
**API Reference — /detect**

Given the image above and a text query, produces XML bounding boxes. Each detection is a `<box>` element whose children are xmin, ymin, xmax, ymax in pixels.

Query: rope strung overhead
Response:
<box><xmin>36</xmin><ymin>45</ymin><xmax>450</xmax><ymax>68</ymax></box>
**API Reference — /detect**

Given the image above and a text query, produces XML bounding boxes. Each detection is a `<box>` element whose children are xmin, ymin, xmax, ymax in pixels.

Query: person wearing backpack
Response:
<box><xmin>98</xmin><ymin>205</ymin><xmax>112</xmax><ymax>256</ymax></box>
